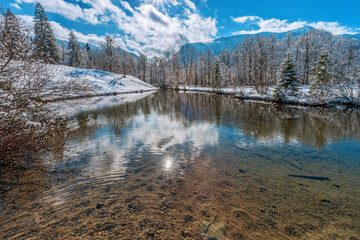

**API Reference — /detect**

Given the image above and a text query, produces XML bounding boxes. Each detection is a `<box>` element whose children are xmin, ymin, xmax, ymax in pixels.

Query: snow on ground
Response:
<box><xmin>177</xmin><ymin>85</ymin><xmax>360</xmax><ymax>106</ymax></box>
<box><xmin>42</xmin><ymin>65</ymin><xmax>157</xmax><ymax>100</ymax></box>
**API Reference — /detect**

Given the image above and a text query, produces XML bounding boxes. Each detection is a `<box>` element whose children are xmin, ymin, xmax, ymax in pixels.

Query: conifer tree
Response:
<box><xmin>212</xmin><ymin>60</ymin><xmax>222</xmax><ymax>91</ymax></box>
<box><xmin>1</xmin><ymin>9</ymin><xmax>30</xmax><ymax>89</ymax></box>
<box><xmin>274</xmin><ymin>52</ymin><xmax>299</xmax><ymax>100</ymax></box>
<box><xmin>311</xmin><ymin>48</ymin><xmax>332</xmax><ymax>97</ymax></box>
<box><xmin>84</xmin><ymin>43</ymin><xmax>92</xmax><ymax>68</ymax></box>
<box><xmin>67</xmin><ymin>32</ymin><xmax>82</xmax><ymax>67</ymax></box>
<box><xmin>33</xmin><ymin>3</ymin><xmax>60</xmax><ymax>63</ymax></box>
<box><xmin>1</xmin><ymin>9</ymin><xmax>23</xmax><ymax>60</ymax></box>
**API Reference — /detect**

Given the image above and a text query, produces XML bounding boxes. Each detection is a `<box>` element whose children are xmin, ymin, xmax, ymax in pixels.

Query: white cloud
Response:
<box><xmin>232</xmin><ymin>16</ymin><xmax>358</xmax><ymax>35</ymax></box>
<box><xmin>183</xmin><ymin>0</ymin><xmax>196</xmax><ymax>10</ymax></box>
<box><xmin>50</xmin><ymin>21</ymin><xmax>104</xmax><ymax>46</ymax></box>
<box><xmin>16</xmin><ymin>0</ymin><xmax>85</xmax><ymax>21</ymax></box>
<box><xmin>17</xmin><ymin>14</ymin><xmax>33</xmax><ymax>26</ymax></box>
<box><xmin>309</xmin><ymin>22</ymin><xmax>357</xmax><ymax>35</ymax></box>
<box><xmin>232</xmin><ymin>16</ymin><xmax>261</xmax><ymax>24</ymax></box>
<box><xmin>14</xmin><ymin>0</ymin><xmax>217</xmax><ymax>57</ymax></box>
<box><xmin>116</xmin><ymin>4</ymin><xmax>216</xmax><ymax>56</ymax></box>
<box><xmin>10</xmin><ymin>3</ymin><xmax>22</xmax><ymax>9</ymax></box>
<box><xmin>171</xmin><ymin>0</ymin><xmax>181</xmax><ymax>6</ymax></box>
<box><xmin>120</xmin><ymin>1</ymin><xmax>134</xmax><ymax>13</ymax></box>
<box><xmin>16</xmin><ymin>0</ymin><xmax>126</xmax><ymax>24</ymax></box>
<box><xmin>17</xmin><ymin>14</ymin><xmax>105</xmax><ymax>46</ymax></box>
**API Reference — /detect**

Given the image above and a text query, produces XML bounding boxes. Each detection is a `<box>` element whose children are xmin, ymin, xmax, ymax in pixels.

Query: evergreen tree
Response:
<box><xmin>212</xmin><ymin>60</ymin><xmax>222</xmax><ymax>91</ymax></box>
<box><xmin>311</xmin><ymin>48</ymin><xmax>332</xmax><ymax>97</ymax></box>
<box><xmin>101</xmin><ymin>35</ymin><xmax>116</xmax><ymax>72</ymax></box>
<box><xmin>67</xmin><ymin>32</ymin><xmax>82</xmax><ymax>67</ymax></box>
<box><xmin>33</xmin><ymin>3</ymin><xmax>60</xmax><ymax>63</ymax></box>
<box><xmin>1</xmin><ymin>9</ymin><xmax>30</xmax><ymax>89</ymax></box>
<box><xmin>1</xmin><ymin>9</ymin><xmax>23</xmax><ymax>60</ymax></box>
<box><xmin>83</xmin><ymin>43</ymin><xmax>92</xmax><ymax>68</ymax></box>
<box><xmin>274</xmin><ymin>52</ymin><xmax>300</xmax><ymax>100</ymax></box>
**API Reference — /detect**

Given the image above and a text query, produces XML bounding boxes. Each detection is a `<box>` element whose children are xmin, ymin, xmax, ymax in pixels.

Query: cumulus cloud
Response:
<box><xmin>232</xmin><ymin>15</ymin><xmax>358</xmax><ymax>35</ymax></box>
<box><xmin>16</xmin><ymin>0</ymin><xmax>86</xmax><ymax>21</ymax></box>
<box><xmin>117</xmin><ymin>4</ymin><xmax>216</xmax><ymax>56</ymax></box>
<box><xmin>14</xmin><ymin>0</ymin><xmax>217</xmax><ymax>57</ymax></box>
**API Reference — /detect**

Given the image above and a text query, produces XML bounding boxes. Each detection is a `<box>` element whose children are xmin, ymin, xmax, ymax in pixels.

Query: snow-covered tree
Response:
<box><xmin>311</xmin><ymin>48</ymin><xmax>332</xmax><ymax>97</ymax></box>
<box><xmin>212</xmin><ymin>60</ymin><xmax>222</xmax><ymax>91</ymax></box>
<box><xmin>138</xmin><ymin>54</ymin><xmax>147</xmax><ymax>82</ymax></box>
<box><xmin>101</xmin><ymin>35</ymin><xmax>117</xmax><ymax>72</ymax></box>
<box><xmin>33</xmin><ymin>3</ymin><xmax>60</xmax><ymax>63</ymax></box>
<box><xmin>1</xmin><ymin>9</ymin><xmax>22</xmax><ymax>57</ymax></box>
<box><xmin>273</xmin><ymin>53</ymin><xmax>300</xmax><ymax>101</ymax></box>
<box><xmin>0</xmin><ymin>9</ymin><xmax>31</xmax><ymax>89</ymax></box>
<box><xmin>1</xmin><ymin>9</ymin><xmax>30</xmax><ymax>71</ymax></box>
<box><xmin>275</xmin><ymin>52</ymin><xmax>300</xmax><ymax>97</ymax></box>
<box><xmin>67</xmin><ymin>32</ymin><xmax>82</xmax><ymax>67</ymax></box>
<box><xmin>83</xmin><ymin>43</ymin><xmax>92</xmax><ymax>68</ymax></box>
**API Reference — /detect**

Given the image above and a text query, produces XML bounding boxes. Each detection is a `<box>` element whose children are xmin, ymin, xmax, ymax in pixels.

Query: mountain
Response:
<box><xmin>343</xmin><ymin>33</ymin><xmax>360</xmax><ymax>41</ymax></box>
<box><xmin>179</xmin><ymin>26</ymin><xmax>360</xmax><ymax>56</ymax></box>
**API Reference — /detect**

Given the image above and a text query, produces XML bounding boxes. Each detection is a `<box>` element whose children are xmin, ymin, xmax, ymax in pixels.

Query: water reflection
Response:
<box><xmin>1</xmin><ymin>91</ymin><xmax>360</xmax><ymax>239</ymax></box>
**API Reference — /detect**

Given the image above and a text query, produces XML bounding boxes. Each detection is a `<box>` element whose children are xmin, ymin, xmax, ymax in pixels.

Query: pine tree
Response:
<box><xmin>274</xmin><ymin>52</ymin><xmax>300</xmax><ymax>100</ymax></box>
<box><xmin>67</xmin><ymin>32</ymin><xmax>82</xmax><ymax>67</ymax></box>
<box><xmin>1</xmin><ymin>9</ymin><xmax>24</xmax><ymax>60</ymax></box>
<box><xmin>84</xmin><ymin>43</ymin><xmax>92</xmax><ymax>68</ymax></box>
<box><xmin>311</xmin><ymin>48</ymin><xmax>332</xmax><ymax>97</ymax></box>
<box><xmin>212</xmin><ymin>60</ymin><xmax>222</xmax><ymax>91</ymax></box>
<box><xmin>33</xmin><ymin>3</ymin><xmax>60</xmax><ymax>63</ymax></box>
<box><xmin>1</xmin><ymin>9</ymin><xmax>30</xmax><ymax>89</ymax></box>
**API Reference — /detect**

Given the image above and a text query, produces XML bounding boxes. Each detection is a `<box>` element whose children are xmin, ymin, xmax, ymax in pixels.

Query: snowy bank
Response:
<box><xmin>175</xmin><ymin>86</ymin><xmax>360</xmax><ymax>106</ymax></box>
<box><xmin>40</xmin><ymin>65</ymin><xmax>158</xmax><ymax>101</ymax></box>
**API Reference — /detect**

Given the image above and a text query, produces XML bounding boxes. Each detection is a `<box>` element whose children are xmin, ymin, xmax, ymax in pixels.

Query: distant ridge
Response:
<box><xmin>179</xmin><ymin>26</ymin><xmax>359</xmax><ymax>56</ymax></box>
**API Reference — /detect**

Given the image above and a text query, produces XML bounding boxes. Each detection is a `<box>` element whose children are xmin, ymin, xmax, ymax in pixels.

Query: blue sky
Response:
<box><xmin>3</xmin><ymin>0</ymin><xmax>360</xmax><ymax>56</ymax></box>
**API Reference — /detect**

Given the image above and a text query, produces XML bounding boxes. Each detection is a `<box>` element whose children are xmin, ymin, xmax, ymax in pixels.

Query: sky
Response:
<box><xmin>2</xmin><ymin>0</ymin><xmax>360</xmax><ymax>57</ymax></box>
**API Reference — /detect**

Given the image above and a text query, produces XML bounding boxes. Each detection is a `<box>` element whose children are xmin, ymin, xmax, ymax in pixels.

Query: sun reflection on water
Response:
<box><xmin>164</xmin><ymin>156</ymin><xmax>174</xmax><ymax>171</ymax></box>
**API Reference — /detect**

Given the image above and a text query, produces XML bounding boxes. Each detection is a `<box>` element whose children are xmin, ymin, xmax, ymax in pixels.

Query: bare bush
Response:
<box><xmin>0</xmin><ymin>11</ymin><xmax>68</xmax><ymax>167</ymax></box>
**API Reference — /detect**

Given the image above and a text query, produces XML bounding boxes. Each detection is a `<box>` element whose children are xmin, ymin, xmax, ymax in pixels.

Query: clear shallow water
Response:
<box><xmin>1</xmin><ymin>91</ymin><xmax>360</xmax><ymax>239</ymax></box>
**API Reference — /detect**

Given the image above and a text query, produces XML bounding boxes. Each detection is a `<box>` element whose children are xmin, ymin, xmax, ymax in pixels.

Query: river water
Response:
<box><xmin>1</xmin><ymin>91</ymin><xmax>360</xmax><ymax>239</ymax></box>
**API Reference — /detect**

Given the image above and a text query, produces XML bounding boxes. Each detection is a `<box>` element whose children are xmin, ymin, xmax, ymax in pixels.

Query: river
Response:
<box><xmin>1</xmin><ymin>91</ymin><xmax>359</xmax><ymax>239</ymax></box>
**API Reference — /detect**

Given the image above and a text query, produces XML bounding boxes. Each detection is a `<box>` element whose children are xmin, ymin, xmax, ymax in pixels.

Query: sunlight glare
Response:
<box><xmin>164</xmin><ymin>157</ymin><xmax>173</xmax><ymax>171</ymax></box>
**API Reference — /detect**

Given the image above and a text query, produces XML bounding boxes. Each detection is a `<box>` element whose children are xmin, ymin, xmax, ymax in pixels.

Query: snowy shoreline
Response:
<box><xmin>40</xmin><ymin>65</ymin><xmax>158</xmax><ymax>101</ymax></box>
<box><xmin>0</xmin><ymin>63</ymin><xmax>158</xmax><ymax>102</ymax></box>
<box><xmin>173</xmin><ymin>86</ymin><xmax>360</xmax><ymax>107</ymax></box>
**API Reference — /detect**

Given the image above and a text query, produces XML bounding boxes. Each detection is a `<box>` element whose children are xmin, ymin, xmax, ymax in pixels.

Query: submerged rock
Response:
<box><xmin>200</xmin><ymin>218</ymin><xmax>225</xmax><ymax>239</ymax></box>
<box><xmin>96</xmin><ymin>203</ymin><xmax>104</xmax><ymax>209</ymax></box>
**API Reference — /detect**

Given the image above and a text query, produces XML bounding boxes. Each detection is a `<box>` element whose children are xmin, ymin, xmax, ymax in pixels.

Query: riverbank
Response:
<box><xmin>39</xmin><ymin>65</ymin><xmax>158</xmax><ymax>101</ymax></box>
<box><xmin>174</xmin><ymin>86</ymin><xmax>360</xmax><ymax>107</ymax></box>
<box><xmin>0</xmin><ymin>63</ymin><xmax>158</xmax><ymax>102</ymax></box>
